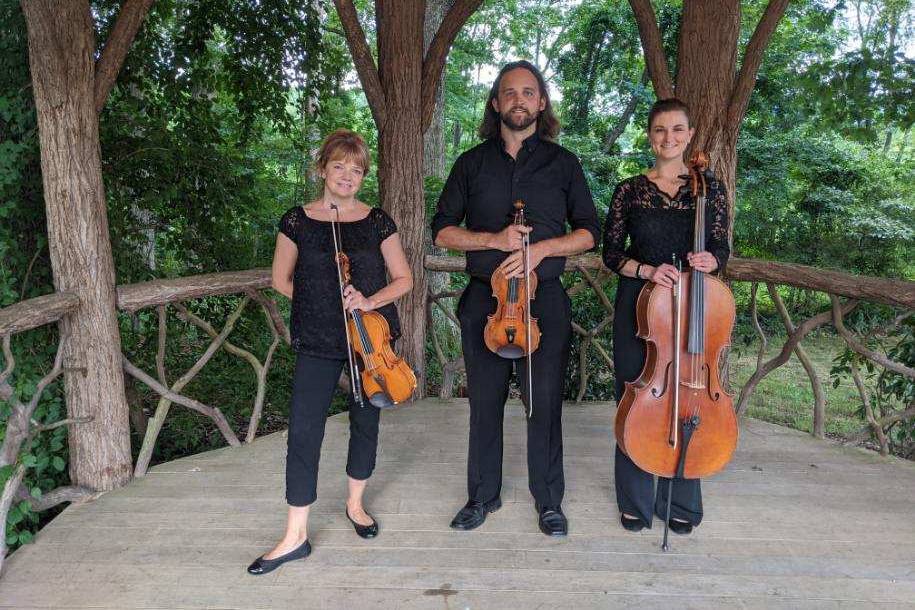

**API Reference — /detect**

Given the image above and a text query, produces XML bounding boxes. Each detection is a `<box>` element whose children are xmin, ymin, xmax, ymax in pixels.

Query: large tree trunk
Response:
<box><xmin>21</xmin><ymin>1</ymin><xmax>133</xmax><ymax>490</ymax></box>
<box><xmin>675</xmin><ymin>0</ymin><xmax>739</xmax><ymax>204</ymax></box>
<box><xmin>376</xmin><ymin>1</ymin><xmax>428</xmax><ymax>394</ymax></box>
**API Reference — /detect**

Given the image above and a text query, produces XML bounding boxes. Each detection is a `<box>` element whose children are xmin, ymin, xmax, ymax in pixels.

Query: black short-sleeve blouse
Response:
<box><xmin>279</xmin><ymin>206</ymin><xmax>401</xmax><ymax>359</ymax></box>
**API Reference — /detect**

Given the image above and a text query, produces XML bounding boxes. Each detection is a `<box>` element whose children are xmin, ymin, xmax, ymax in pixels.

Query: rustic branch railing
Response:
<box><xmin>0</xmin><ymin>295</ymin><xmax>96</xmax><ymax>569</ymax></box>
<box><xmin>115</xmin><ymin>269</ymin><xmax>288</xmax><ymax>476</ymax></box>
<box><xmin>425</xmin><ymin>254</ymin><xmax>915</xmax><ymax>451</ymax></box>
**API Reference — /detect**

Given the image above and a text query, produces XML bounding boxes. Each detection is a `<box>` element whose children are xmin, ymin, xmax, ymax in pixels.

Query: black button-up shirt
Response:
<box><xmin>431</xmin><ymin>134</ymin><xmax>600</xmax><ymax>281</ymax></box>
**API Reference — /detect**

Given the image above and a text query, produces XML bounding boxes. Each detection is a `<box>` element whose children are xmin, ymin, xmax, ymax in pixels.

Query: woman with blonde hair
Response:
<box><xmin>248</xmin><ymin>129</ymin><xmax>412</xmax><ymax>574</ymax></box>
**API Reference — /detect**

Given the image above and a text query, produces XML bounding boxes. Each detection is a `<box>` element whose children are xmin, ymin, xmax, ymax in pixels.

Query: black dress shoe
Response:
<box><xmin>449</xmin><ymin>497</ymin><xmax>502</xmax><ymax>531</ymax></box>
<box><xmin>346</xmin><ymin>506</ymin><xmax>379</xmax><ymax>539</ymax></box>
<box><xmin>620</xmin><ymin>514</ymin><xmax>645</xmax><ymax>532</ymax></box>
<box><xmin>668</xmin><ymin>519</ymin><xmax>693</xmax><ymax>535</ymax></box>
<box><xmin>247</xmin><ymin>539</ymin><xmax>311</xmax><ymax>575</ymax></box>
<box><xmin>536</xmin><ymin>504</ymin><xmax>568</xmax><ymax>537</ymax></box>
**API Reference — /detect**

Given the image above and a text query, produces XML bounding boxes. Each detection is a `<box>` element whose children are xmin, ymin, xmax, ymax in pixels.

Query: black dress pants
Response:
<box><xmin>457</xmin><ymin>277</ymin><xmax>572</xmax><ymax>507</ymax></box>
<box><xmin>612</xmin><ymin>276</ymin><xmax>703</xmax><ymax>527</ymax></box>
<box><xmin>285</xmin><ymin>353</ymin><xmax>380</xmax><ymax>507</ymax></box>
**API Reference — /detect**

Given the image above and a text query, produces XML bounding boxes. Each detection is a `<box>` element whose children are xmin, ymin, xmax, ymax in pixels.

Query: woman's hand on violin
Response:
<box><xmin>687</xmin><ymin>251</ymin><xmax>718</xmax><ymax>273</ymax></box>
<box><xmin>490</xmin><ymin>224</ymin><xmax>532</xmax><ymax>252</ymax></box>
<box><xmin>498</xmin><ymin>242</ymin><xmax>547</xmax><ymax>278</ymax></box>
<box><xmin>343</xmin><ymin>285</ymin><xmax>376</xmax><ymax>312</ymax></box>
<box><xmin>645</xmin><ymin>263</ymin><xmax>680</xmax><ymax>288</ymax></box>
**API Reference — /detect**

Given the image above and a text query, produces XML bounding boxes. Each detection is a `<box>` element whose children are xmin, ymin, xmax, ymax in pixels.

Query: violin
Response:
<box><xmin>484</xmin><ymin>199</ymin><xmax>540</xmax><ymax>416</ymax></box>
<box><xmin>484</xmin><ymin>200</ymin><xmax>541</xmax><ymax>359</ymax></box>
<box><xmin>329</xmin><ymin>206</ymin><xmax>417</xmax><ymax>409</ymax></box>
<box><xmin>613</xmin><ymin>152</ymin><xmax>738</xmax><ymax>549</ymax></box>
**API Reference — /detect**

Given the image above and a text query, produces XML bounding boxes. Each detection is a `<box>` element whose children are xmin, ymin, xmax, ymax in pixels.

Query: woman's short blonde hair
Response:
<box><xmin>315</xmin><ymin>129</ymin><xmax>371</xmax><ymax>175</ymax></box>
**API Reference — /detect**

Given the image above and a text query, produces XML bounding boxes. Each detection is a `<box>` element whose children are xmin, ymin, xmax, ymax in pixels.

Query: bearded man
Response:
<box><xmin>431</xmin><ymin>60</ymin><xmax>599</xmax><ymax>536</ymax></box>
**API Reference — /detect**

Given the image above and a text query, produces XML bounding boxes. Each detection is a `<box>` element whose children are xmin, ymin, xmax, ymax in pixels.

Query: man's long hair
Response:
<box><xmin>478</xmin><ymin>60</ymin><xmax>560</xmax><ymax>141</ymax></box>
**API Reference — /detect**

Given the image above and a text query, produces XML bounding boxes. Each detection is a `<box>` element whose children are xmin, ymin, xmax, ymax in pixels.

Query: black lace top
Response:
<box><xmin>602</xmin><ymin>174</ymin><xmax>730</xmax><ymax>273</ymax></box>
<box><xmin>279</xmin><ymin>206</ymin><xmax>401</xmax><ymax>359</ymax></box>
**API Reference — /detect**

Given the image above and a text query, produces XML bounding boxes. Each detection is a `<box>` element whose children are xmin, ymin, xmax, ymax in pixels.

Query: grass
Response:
<box><xmin>731</xmin><ymin>332</ymin><xmax>865</xmax><ymax>439</ymax></box>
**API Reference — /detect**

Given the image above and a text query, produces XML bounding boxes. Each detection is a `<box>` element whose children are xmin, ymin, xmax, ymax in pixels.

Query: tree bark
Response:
<box><xmin>21</xmin><ymin>0</ymin><xmax>133</xmax><ymax>490</ymax></box>
<box><xmin>676</xmin><ymin>0</ymin><xmax>740</xmax><ymax>208</ymax></box>
<box><xmin>93</xmin><ymin>0</ymin><xmax>156</xmax><ymax>113</ymax></box>
<box><xmin>628</xmin><ymin>0</ymin><xmax>674</xmax><ymax>98</ymax></box>
<box><xmin>376</xmin><ymin>0</ymin><xmax>428</xmax><ymax>394</ymax></box>
<box><xmin>423</xmin><ymin>0</ymin><xmax>452</xmax><ymax>180</ymax></box>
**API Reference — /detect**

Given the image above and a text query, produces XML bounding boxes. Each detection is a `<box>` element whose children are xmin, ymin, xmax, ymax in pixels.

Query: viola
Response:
<box><xmin>329</xmin><ymin>207</ymin><xmax>416</xmax><ymax>409</ymax></box>
<box><xmin>335</xmin><ymin>253</ymin><xmax>416</xmax><ymax>408</ymax></box>
<box><xmin>613</xmin><ymin>152</ymin><xmax>738</xmax><ymax>548</ymax></box>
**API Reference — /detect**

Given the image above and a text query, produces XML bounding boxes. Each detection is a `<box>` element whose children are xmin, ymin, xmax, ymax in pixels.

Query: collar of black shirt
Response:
<box><xmin>497</xmin><ymin>131</ymin><xmax>541</xmax><ymax>155</ymax></box>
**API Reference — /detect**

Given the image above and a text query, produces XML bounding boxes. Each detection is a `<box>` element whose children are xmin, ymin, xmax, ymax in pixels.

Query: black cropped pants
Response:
<box><xmin>458</xmin><ymin>277</ymin><xmax>572</xmax><ymax>508</ymax></box>
<box><xmin>285</xmin><ymin>353</ymin><xmax>380</xmax><ymax>507</ymax></box>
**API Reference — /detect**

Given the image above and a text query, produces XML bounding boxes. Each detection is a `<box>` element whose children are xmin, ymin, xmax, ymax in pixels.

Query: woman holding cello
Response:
<box><xmin>602</xmin><ymin>99</ymin><xmax>731</xmax><ymax>536</ymax></box>
<box><xmin>248</xmin><ymin>129</ymin><xmax>413</xmax><ymax>574</ymax></box>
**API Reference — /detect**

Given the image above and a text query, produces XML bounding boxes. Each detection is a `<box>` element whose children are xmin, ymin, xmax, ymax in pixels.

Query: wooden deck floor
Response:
<box><xmin>3</xmin><ymin>399</ymin><xmax>915</xmax><ymax>609</ymax></box>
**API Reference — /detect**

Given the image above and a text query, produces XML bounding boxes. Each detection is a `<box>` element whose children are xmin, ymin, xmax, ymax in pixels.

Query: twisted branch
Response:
<box><xmin>132</xmin><ymin>297</ymin><xmax>249</xmax><ymax>476</ymax></box>
<box><xmin>830</xmin><ymin>295</ymin><xmax>915</xmax><ymax>379</ymax></box>
<box><xmin>736</xmin><ymin>296</ymin><xmax>857</xmax><ymax>415</ymax></box>
<box><xmin>771</xmin><ymin>287</ymin><xmax>826</xmax><ymax>438</ymax></box>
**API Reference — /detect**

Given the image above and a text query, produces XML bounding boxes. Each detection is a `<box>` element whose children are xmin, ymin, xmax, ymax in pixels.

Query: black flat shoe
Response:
<box><xmin>669</xmin><ymin>519</ymin><xmax>693</xmax><ymax>535</ymax></box>
<box><xmin>247</xmin><ymin>539</ymin><xmax>311</xmax><ymax>575</ymax></box>
<box><xmin>620</xmin><ymin>514</ymin><xmax>645</xmax><ymax>532</ymax></box>
<box><xmin>449</xmin><ymin>497</ymin><xmax>502</xmax><ymax>531</ymax></box>
<box><xmin>536</xmin><ymin>504</ymin><xmax>568</xmax><ymax>537</ymax></box>
<box><xmin>346</xmin><ymin>506</ymin><xmax>379</xmax><ymax>539</ymax></box>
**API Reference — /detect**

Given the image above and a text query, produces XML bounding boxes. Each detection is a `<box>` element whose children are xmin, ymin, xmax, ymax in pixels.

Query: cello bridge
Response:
<box><xmin>680</xmin><ymin>381</ymin><xmax>706</xmax><ymax>390</ymax></box>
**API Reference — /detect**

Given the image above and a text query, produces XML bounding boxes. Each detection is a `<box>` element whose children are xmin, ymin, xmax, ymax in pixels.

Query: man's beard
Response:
<box><xmin>500</xmin><ymin>107</ymin><xmax>539</xmax><ymax>132</ymax></box>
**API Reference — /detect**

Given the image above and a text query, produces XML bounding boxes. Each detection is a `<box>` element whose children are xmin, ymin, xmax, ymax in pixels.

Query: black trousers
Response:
<box><xmin>285</xmin><ymin>353</ymin><xmax>380</xmax><ymax>507</ymax></box>
<box><xmin>612</xmin><ymin>276</ymin><xmax>703</xmax><ymax>527</ymax></box>
<box><xmin>458</xmin><ymin>277</ymin><xmax>572</xmax><ymax>507</ymax></box>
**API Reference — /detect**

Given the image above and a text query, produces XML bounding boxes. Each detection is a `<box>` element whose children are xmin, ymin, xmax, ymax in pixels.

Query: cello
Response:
<box><xmin>484</xmin><ymin>199</ymin><xmax>541</xmax><ymax>417</ymax></box>
<box><xmin>329</xmin><ymin>204</ymin><xmax>417</xmax><ymax>409</ymax></box>
<box><xmin>614</xmin><ymin>152</ymin><xmax>738</xmax><ymax>549</ymax></box>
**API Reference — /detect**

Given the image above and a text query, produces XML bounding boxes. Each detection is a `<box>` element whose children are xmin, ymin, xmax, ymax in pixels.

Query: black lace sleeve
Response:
<box><xmin>373</xmin><ymin>208</ymin><xmax>398</xmax><ymax>243</ymax></box>
<box><xmin>279</xmin><ymin>207</ymin><xmax>300</xmax><ymax>243</ymax></box>
<box><xmin>705</xmin><ymin>178</ymin><xmax>730</xmax><ymax>272</ymax></box>
<box><xmin>602</xmin><ymin>180</ymin><xmax>631</xmax><ymax>272</ymax></box>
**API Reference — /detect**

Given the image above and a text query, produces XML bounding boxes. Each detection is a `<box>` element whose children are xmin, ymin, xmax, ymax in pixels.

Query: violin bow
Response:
<box><xmin>521</xmin><ymin>202</ymin><xmax>534</xmax><ymax>419</ymax></box>
<box><xmin>329</xmin><ymin>203</ymin><xmax>365</xmax><ymax>408</ymax></box>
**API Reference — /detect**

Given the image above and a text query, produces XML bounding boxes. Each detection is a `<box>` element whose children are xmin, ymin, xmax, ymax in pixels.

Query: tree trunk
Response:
<box><xmin>423</xmin><ymin>0</ymin><xmax>451</xmax><ymax>181</ymax></box>
<box><xmin>376</xmin><ymin>1</ymin><xmax>428</xmax><ymax>395</ymax></box>
<box><xmin>21</xmin><ymin>1</ymin><xmax>133</xmax><ymax>490</ymax></box>
<box><xmin>675</xmin><ymin>0</ymin><xmax>740</xmax><ymax>222</ymax></box>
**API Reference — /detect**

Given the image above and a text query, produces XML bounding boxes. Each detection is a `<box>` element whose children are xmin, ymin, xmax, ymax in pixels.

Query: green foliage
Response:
<box><xmin>736</xmin><ymin>128</ymin><xmax>915</xmax><ymax>277</ymax></box>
